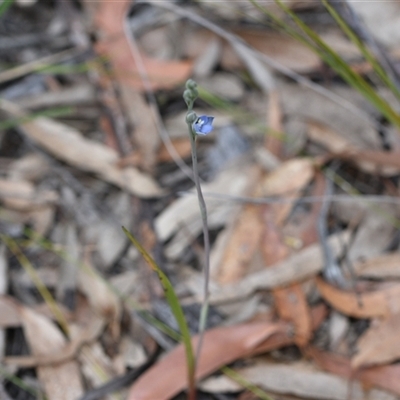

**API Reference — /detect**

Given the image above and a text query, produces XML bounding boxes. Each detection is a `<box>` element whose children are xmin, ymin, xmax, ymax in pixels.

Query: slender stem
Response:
<box><xmin>187</xmin><ymin>124</ymin><xmax>211</xmax><ymax>368</ymax></box>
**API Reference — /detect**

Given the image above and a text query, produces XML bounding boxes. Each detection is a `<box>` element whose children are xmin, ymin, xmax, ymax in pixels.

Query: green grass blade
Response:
<box><xmin>0</xmin><ymin>0</ymin><xmax>14</xmax><ymax>17</ymax></box>
<box><xmin>0</xmin><ymin>234</ymin><xmax>70</xmax><ymax>336</ymax></box>
<box><xmin>269</xmin><ymin>0</ymin><xmax>400</xmax><ymax>128</ymax></box>
<box><xmin>0</xmin><ymin>106</ymin><xmax>74</xmax><ymax>130</ymax></box>
<box><xmin>321</xmin><ymin>0</ymin><xmax>400</xmax><ymax>101</ymax></box>
<box><xmin>122</xmin><ymin>227</ymin><xmax>196</xmax><ymax>389</ymax></box>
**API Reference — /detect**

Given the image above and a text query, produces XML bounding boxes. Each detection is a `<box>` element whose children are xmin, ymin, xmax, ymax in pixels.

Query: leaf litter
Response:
<box><xmin>2</xmin><ymin>1</ymin><xmax>400</xmax><ymax>400</ymax></box>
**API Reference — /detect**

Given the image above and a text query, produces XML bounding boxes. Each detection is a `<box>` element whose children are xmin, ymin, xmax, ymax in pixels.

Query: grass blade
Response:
<box><xmin>122</xmin><ymin>227</ymin><xmax>196</xmax><ymax>395</ymax></box>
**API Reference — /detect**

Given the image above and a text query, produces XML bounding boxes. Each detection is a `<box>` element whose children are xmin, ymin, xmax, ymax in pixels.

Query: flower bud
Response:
<box><xmin>186</xmin><ymin>110</ymin><xmax>197</xmax><ymax>125</ymax></box>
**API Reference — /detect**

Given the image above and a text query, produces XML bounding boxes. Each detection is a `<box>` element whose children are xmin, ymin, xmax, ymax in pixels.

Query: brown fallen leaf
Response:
<box><xmin>91</xmin><ymin>0</ymin><xmax>192</xmax><ymax>91</ymax></box>
<box><xmin>273</xmin><ymin>284</ymin><xmax>311</xmax><ymax>347</ymax></box>
<box><xmin>308</xmin><ymin>346</ymin><xmax>400</xmax><ymax>396</ymax></box>
<box><xmin>128</xmin><ymin>305</ymin><xmax>327</xmax><ymax>400</ymax></box>
<box><xmin>128</xmin><ymin>321</ymin><xmax>290</xmax><ymax>400</ymax></box>
<box><xmin>352</xmin><ymin>313</ymin><xmax>400</xmax><ymax>369</ymax></box>
<box><xmin>316</xmin><ymin>277</ymin><xmax>400</xmax><ymax>318</ymax></box>
<box><xmin>261</xmin><ymin>157</ymin><xmax>315</xmax><ymax>197</ymax></box>
<box><xmin>217</xmin><ymin>203</ymin><xmax>264</xmax><ymax>284</ymax></box>
<box><xmin>0</xmin><ymin>178</ymin><xmax>58</xmax><ymax>210</ymax></box>
<box><xmin>0</xmin><ymin>296</ymin><xmax>21</xmax><ymax>328</ymax></box>
<box><xmin>19</xmin><ymin>307</ymin><xmax>83</xmax><ymax>400</ymax></box>
<box><xmin>5</xmin><ymin>311</ymin><xmax>105</xmax><ymax>368</ymax></box>
<box><xmin>354</xmin><ymin>253</ymin><xmax>400</xmax><ymax>279</ymax></box>
<box><xmin>0</xmin><ymin>100</ymin><xmax>164</xmax><ymax>198</ymax></box>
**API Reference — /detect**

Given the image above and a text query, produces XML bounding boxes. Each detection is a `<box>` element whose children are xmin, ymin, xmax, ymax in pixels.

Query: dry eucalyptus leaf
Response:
<box><xmin>0</xmin><ymin>178</ymin><xmax>58</xmax><ymax>211</ymax></box>
<box><xmin>20</xmin><ymin>307</ymin><xmax>83</xmax><ymax>400</ymax></box>
<box><xmin>0</xmin><ymin>100</ymin><xmax>164</xmax><ymax>198</ymax></box>
<box><xmin>353</xmin><ymin>313</ymin><xmax>400</xmax><ymax>369</ymax></box>
<box><xmin>128</xmin><ymin>321</ymin><xmax>290</xmax><ymax>400</ymax></box>
<box><xmin>316</xmin><ymin>278</ymin><xmax>400</xmax><ymax>318</ymax></box>
<box><xmin>354</xmin><ymin>253</ymin><xmax>400</xmax><ymax>279</ymax></box>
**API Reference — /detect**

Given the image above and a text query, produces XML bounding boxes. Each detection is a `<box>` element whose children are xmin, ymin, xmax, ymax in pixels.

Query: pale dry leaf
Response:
<box><xmin>28</xmin><ymin>206</ymin><xmax>55</xmax><ymax>236</ymax></box>
<box><xmin>5</xmin><ymin>312</ymin><xmax>105</xmax><ymax>368</ymax></box>
<box><xmin>349</xmin><ymin>0</ymin><xmax>400</xmax><ymax>47</ymax></box>
<box><xmin>280</xmin><ymin>81</ymin><xmax>380</xmax><ymax>149</ymax></box>
<box><xmin>78</xmin><ymin>254</ymin><xmax>121</xmax><ymax>333</ymax></box>
<box><xmin>0</xmin><ymin>178</ymin><xmax>58</xmax><ymax>210</ymax></box>
<box><xmin>156</xmin><ymin>160</ymin><xmax>258</xmax><ymax>259</ymax></box>
<box><xmin>224</xmin><ymin>361</ymin><xmax>397</xmax><ymax>400</ymax></box>
<box><xmin>354</xmin><ymin>253</ymin><xmax>400</xmax><ymax>279</ymax></box>
<box><xmin>347</xmin><ymin>208</ymin><xmax>396</xmax><ymax>264</ymax></box>
<box><xmin>79</xmin><ymin>341</ymin><xmax>118</xmax><ymax>399</ymax></box>
<box><xmin>307</xmin><ymin>119</ymin><xmax>355</xmax><ymax>154</ymax></box>
<box><xmin>261</xmin><ymin>157</ymin><xmax>314</xmax><ymax>197</ymax></box>
<box><xmin>8</xmin><ymin>153</ymin><xmax>50</xmax><ymax>182</ymax></box>
<box><xmin>20</xmin><ymin>307</ymin><xmax>83</xmax><ymax>400</ymax></box>
<box><xmin>0</xmin><ymin>100</ymin><xmax>164</xmax><ymax>198</ymax></box>
<box><xmin>216</xmin><ymin>204</ymin><xmax>264</xmax><ymax>284</ymax></box>
<box><xmin>119</xmin><ymin>86</ymin><xmax>160</xmax><ymax>172</ymax></box>
<box><xmin>235</xmin><ymin>30</ymin><xmax>321</xmax><ymax>74</ymax></box>
<box><xmin>353</xmin><ymin>313</ymin><xmax>400</xmax><ymax>369</ymax></box>
<box><xmin>92</xmin><ymin>191</ymin><xmax>132</xmax><ymax>268</ymax></box>
<box><xmin>185</xmin><ymin>231</ymin><xmax>351</xmax><ymax>304</ymax></box>
<box><xmin>0</xmin><ymin>296</ymin><xmax>20</xmax><ymax>328</ymax></box>
<box><xmin>309</xmin><ymin>346</ymin><xmax>400</xmax><ymax>396</ymax></box>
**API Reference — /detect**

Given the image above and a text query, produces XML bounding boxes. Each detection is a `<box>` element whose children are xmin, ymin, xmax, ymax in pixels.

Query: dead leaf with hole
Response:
<box><xmin>316</xmin><ymin>277</ymin><xmax>400</xmax><ymax>318</ymax></box>
<box><xmin>352</xmin><ymin>313</ymin><xmax>400</xmax><ymax>368</ymax></box>
<box><xmin>0</xmin><ymin>100</ymin><xmax>164</xmax><ymax>198</ymax></box>
<box><xmin>19</xmin><ymin>307</ymin><xmax>83</xmax><ymax>400</ymax></box>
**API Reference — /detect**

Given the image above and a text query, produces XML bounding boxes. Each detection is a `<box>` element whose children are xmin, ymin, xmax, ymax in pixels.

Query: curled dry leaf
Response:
<box><xmin>352</xmin><ymin>313</ymin><xmax>400</xmax><ymax>369</ymax></box>
<box><xmin>316</xmin><ymin>277</ymin><xmax>400</xmax><ymax>318</ymax></box>
<box><xmin>0</xmin><ymin>100</ymin><xmax>164</xmax><ymax>198</ymax></box>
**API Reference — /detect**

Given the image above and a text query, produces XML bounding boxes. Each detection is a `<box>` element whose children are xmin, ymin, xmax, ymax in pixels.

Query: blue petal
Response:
<box><xmin>193</xmin><ymin>115</ymin><xmax>214</xmax><ymax>135</ymax></box>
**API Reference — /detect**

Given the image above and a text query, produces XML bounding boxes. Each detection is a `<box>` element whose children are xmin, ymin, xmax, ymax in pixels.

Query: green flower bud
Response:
<box><xmin>183</xmin><ymin>89</ymin><xmax>195</xmax><ymax>108</ymax></box>
<box><xmin>185</xmin><ymin>79</ymin><xmax>197</xmax><ymax>91</ymax></box>
<box><xmin>186</xmin><ymin>110</ymin><xmax>197</xmax><ymax>125</ymax></box>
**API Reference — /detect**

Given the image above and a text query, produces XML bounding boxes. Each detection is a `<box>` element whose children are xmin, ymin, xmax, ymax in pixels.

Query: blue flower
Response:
<box><xmin>192</xmin><ymin>115</ymin><xmax>214</xmax><ymax>135</ymax></box>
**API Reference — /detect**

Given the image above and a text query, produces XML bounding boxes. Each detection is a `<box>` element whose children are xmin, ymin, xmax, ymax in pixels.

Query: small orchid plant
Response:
<box><xmin>183</xmin><ymin>79</ymin><xmax>214</xmax><ymax>366</ymax></box>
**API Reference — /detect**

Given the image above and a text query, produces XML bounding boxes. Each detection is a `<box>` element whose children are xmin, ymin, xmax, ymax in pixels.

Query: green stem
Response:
<box><xmin>186</xmin><ymin>117</ymin><xmax>211</xmax><ymax>376</ymax></box>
